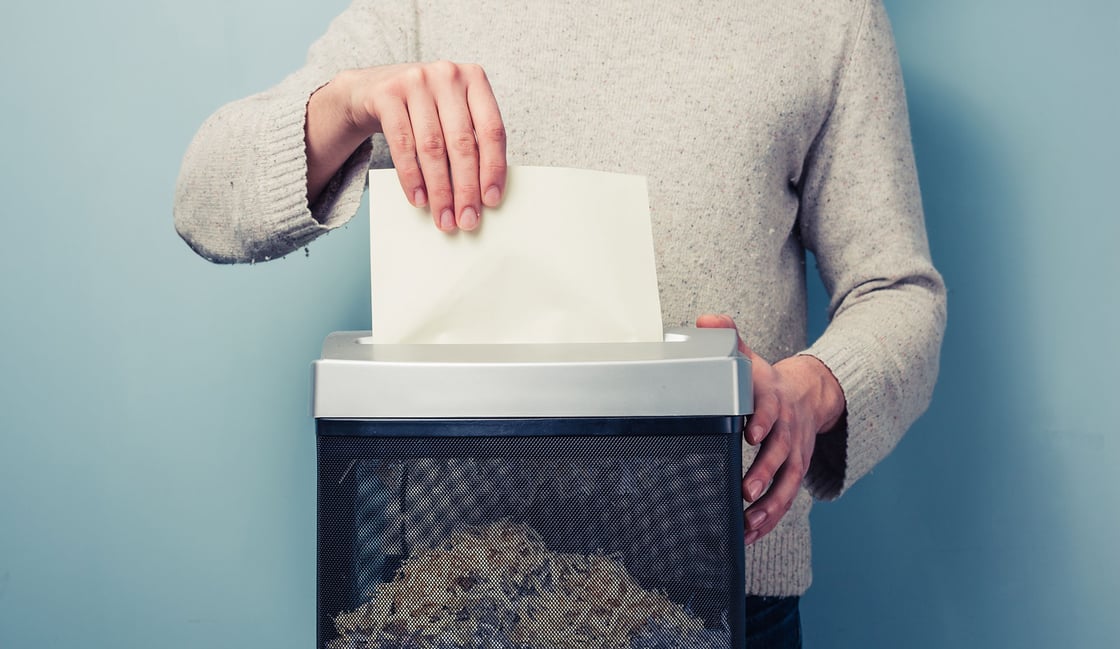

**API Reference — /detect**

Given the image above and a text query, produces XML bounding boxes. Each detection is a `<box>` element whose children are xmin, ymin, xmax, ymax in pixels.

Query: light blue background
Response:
<box><xmin>1</xmin><ymin>1</ymin><xmax>1116</xmax><ymax>647</ymax></box>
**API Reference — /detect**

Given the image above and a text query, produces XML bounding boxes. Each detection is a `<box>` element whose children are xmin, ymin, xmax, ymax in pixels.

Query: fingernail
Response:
<box><xmin>459</xmin><ymin>206</ymin><xmax>478</xmax><ymax>230</ymax></box>
<box><xmin>747</xmin><ymin>480</ymin><xmax>764</xmax><ymax>501</ymax></box>
<box><xmin>745</xmin><ymin>531</ymin><xmax>759</xmax><ymax>545</ymax></box>
<box><xmin>747</xmin><ymin>509</ymin><xmax>768</xmax><ymax>529</ymax></box>
<box><xmin>484</xmin><ymin>185</ymin><xmax>501</xmax><ymax>206</ymax></box>
<box><xmin>413</xmin><ymin>188</ymin><xmax>427</xmax><ymax>206</ymax></box>
<box><xmin>748</xmin><ymin>425</ymin><xmax>765</xmax><ymax>444</ymax></box>
<box><xmin>440</xmin><ymin>208</ymin><xmax>456</xmax><ymax>231</ymax></box>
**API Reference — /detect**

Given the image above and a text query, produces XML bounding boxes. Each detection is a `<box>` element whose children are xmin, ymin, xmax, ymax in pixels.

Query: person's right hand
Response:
<box><xmin>306</xmin><ymin>61</ymin><xmax>507</xmax><ymax>232</ymax></box>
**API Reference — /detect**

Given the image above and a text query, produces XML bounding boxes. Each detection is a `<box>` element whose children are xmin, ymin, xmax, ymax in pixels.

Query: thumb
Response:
<box><xmin>695</xmin><ymin>313</ymin><xmax>750</xmax><ymax>356</ymax></box>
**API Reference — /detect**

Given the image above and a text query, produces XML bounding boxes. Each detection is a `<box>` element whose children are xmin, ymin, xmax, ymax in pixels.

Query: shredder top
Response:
<box><xmin>312</xmin><ymin>327</ymin><xmax>752</xmax><ymax>419</ymax></box>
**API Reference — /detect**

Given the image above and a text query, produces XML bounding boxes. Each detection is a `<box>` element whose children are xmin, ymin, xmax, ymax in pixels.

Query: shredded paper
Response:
<box><xmin>329</xmin><ymin>521</ymin><xmax>731</xmax><ymax>649</ymax></box>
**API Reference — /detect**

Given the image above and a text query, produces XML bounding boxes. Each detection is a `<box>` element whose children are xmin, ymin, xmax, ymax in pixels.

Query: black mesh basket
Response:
<box><xmin>317</xmin><ymin>416</ymin><xmax>745</xmax><ymax>649</ymax></box>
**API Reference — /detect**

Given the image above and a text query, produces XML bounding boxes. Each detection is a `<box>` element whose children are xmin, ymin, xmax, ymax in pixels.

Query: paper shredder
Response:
<box><xmin>312</xmin><ymin>327</ymin><xmax>752</xmax><ymax>649</ymax></box>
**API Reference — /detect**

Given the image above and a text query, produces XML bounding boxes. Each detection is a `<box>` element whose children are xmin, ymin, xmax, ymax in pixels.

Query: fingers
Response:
<box><xmin>745</xmin><ymin>386</ymin><xmax>778</xmax><ymax>446</ymax></box>
<box><xmin>431</xmin><ymin>72</ymin><xmax>482</xmax><ymax>230</ymax></box>
<box><xmin>377</xmin><ymin>96</ymin><xmax>428</xmax><ymax>208</ymax></box>
<box><xmin>407</xmin><ymin>78</ymin><xmax>457</xmax><ymax>231</ymax></box>
<box><xmin>364</xmin><ymin>61</ymin><xmax>505</xmax><ymax>232</ymax></box>
<box><xmin>744</xmin><ymin>459</ymin><xmax>804</xmax><ymax>545</ymax></box>
<box><xmin>696</xmin><ymin>309</ymin><xmax>822</xmax><ymax>546</ymax></box>
<box><xmin>743</xmin><ymin>416</ymin><xmax>812</xmax><ymax>544</ymax></box>
<box><xmin>465</xmin><ymin>66</ymin><xmax>507</xmax><ymax>208</ymax></box>
<box><xmin>739</xmin><ymin>359</ymin><xmax>815</xmax><ymax>546</ymax></box>
<box><xmin>742</xmin><ymin>406</ymin><xmax>786</xmax><ymax>503</ymax></box>
<box><xmin>741</xmin><ymin>408</ymin><xmax>817</xmax><ymax>545</ymax></box>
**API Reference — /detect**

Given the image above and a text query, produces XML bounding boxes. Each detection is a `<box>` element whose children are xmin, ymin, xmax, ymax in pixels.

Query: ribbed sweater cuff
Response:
<box><xmin>239</xmin><ymin>87</ymin><xmax>327</xmax><ymax>260</ymax></box>
<box><xmin>247</xmin><ymin>83</ymin><xmax>382</xmax><ymax>260</ymax></box>
<box><xmin>800</xmin><ymin>333</ymin><xmax>878</xmax><ymax>501</ymax></box>
<box><xmin>310</xmin><ymin>136</ymin><xmax>381</xmax><ymax>228</ymax></box>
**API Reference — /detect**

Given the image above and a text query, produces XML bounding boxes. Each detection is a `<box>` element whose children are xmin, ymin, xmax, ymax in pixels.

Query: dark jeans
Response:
<box><xmin>745</xmin><ymin>596</ymin><xmax>801</xmax><ymax>648</ymax></box>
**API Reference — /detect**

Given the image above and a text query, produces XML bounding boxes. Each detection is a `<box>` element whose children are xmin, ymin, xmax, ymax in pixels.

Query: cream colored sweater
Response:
<box><xmin>174</xmin><ymin>0</ymin><xmax>946</xmax><ymax>596</ymax></box>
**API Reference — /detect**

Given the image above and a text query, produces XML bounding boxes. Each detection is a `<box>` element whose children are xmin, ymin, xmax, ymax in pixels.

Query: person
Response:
<box><xmin>174</xmin><ymin>0</ymin><xmax>946</xmax><ymax>645</ymax></box>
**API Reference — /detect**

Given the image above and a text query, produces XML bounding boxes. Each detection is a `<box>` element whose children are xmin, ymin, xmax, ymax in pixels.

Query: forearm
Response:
<box><xmin>792</xmin><ymin>0</ymin><xmax>946</xmax><ymax>498</ymax></box>
<box><xmin>802</xmin><ymin>273</ymin><xmax>946</xmax><ymax>498</ymax></box>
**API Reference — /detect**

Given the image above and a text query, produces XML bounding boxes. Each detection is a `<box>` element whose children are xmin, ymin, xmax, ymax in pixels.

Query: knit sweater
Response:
<box><xmin>174</xmin><ymin>0</ymin><xmax>946</xmax><ymax>596</ymax></box>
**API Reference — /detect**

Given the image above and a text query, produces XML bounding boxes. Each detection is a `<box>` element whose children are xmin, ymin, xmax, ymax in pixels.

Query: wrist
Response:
<box><xmin>305</xmin><ymin>73</ymin><xmax>372</xmax><ymax>204</ymax></box>
<box><xmin>311</xmin><ymin>73</ymin><xmax>367</xmax><ymax>141</ymax></box>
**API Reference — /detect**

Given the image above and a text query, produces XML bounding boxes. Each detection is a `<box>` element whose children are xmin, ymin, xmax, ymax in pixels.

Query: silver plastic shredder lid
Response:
<box><xmin>312</xmin><ymin>326</ymin><xmax>752</xmax><ymax>419</ymax></box>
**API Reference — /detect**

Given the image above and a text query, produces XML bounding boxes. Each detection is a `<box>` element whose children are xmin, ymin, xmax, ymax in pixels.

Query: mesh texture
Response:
<box><xmin>317</xmin><ymin>418</ymin><xmax>743</xmax><ymax>649</ymax></box>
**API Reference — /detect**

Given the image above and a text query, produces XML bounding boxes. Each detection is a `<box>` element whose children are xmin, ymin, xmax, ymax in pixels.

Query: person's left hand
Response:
<box><xmin>695</xmin><ymin>314</ymin><xmax>846</xmax><ymax>545</ymax></box>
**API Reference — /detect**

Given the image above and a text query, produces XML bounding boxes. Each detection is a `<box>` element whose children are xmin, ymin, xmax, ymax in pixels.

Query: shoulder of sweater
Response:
<box><xmin>789</xmin><ymin>0</ymin><xmax>869</xmax><ymax>25</ymax></box>
<box><xmin>785</xmin><ymin>0</ymin><xmax>874</xmax><ymax>45</ymax></box>
<box><xmin>732</xmin><ymin>0</ymin><xmax>874</xmax><ymax>69</ymax></box>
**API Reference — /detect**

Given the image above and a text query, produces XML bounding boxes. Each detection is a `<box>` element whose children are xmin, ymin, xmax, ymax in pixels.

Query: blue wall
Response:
<box><xmin>0</xmin><ymin>1</ymin><xmax>1116</xmax><ymax>647</ymax></box>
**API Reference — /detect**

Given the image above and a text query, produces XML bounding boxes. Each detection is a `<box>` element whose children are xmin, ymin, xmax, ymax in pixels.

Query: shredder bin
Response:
<box><xmin>312</xmin><ymin>327</ymin><xmax>752</xmax><ymax>649</ymax></box>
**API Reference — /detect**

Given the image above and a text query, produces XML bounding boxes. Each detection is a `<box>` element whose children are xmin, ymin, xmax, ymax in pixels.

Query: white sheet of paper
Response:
<box><xmin>369</xmin><ymin>165</ymin><xmax>664</xmax><ymax>344</ymax></box>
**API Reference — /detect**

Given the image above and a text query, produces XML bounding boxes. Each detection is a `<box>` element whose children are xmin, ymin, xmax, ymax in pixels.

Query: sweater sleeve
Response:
<box><xmin>797</xmin><ymin>0</ymin><xmax>947</xmax><ymax>500</ymax></box>
<box><xmin>173</xmin><ymin>0</ymin><xmax>415</xmax><ymax>263</ymax></box>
